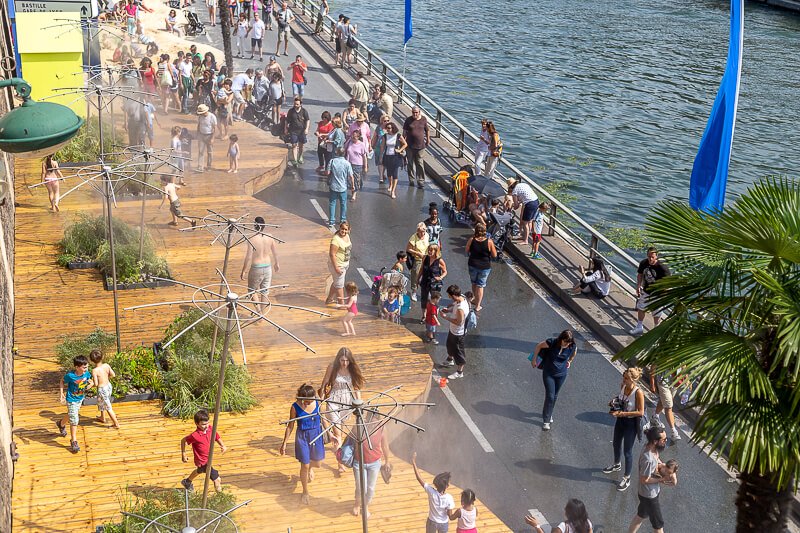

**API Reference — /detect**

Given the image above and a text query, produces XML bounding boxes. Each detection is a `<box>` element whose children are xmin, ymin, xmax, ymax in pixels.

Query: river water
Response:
<box><xmin>331</xmin><ymin>0</ymin><xmax>800</xmax><ymax>232</ymax></box>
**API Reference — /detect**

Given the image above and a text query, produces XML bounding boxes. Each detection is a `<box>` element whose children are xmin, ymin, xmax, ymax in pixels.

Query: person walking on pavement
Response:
<box><xmin>382</xmin><ymin>122</ymin><xmax>406</xmax><ymax>199</ymax></box>
<box><xmin>473</xmin><ymin>119</ymin><xmax>490</xmax><ymax>176</ymax></box>
<box><xmin>324</xmin><ymin>116</ymin><xmax>347</xmax><ymax>175</ymax></box>
<box><xmin>403</xmin><ymin>106</ymin><xmax>430</xmax><ymax>188</ymax></box>
<box><xmin>465</xmin><ymin>223</ymin><xmax>497</xmax><ymax>313</ymax></box>
<box><xmin>326</xmin><ymin>222</ymin><xmax>352</xmax><ymax>304</ymax></box>
<box><xmin>506</xmin><ymin>177</ymin><xmax>540</xmax><ymax>245</ymax></box>
<box><xmin>406</xmin><ymin>222</ymin><xmax>430</xmax><ymax>302</ymax></box>
<box><xmin>604</xmin><ymin>367</ymin><xmax>646</xmax><ymax>492</ymax></box>
<box><xmin>195</xmin><ymin>104</ymin><xmax>217</xmax><ymax>172</ymax></box>
<box><xmin>285</xmin><ymin>97</ymin><xmax>310</xmax><ymax>167</ymax></box>
<box><xmin>627</xmin><ymin>427</ymin><xmax>676</xmax><ymax>533</ymax></box>
<box><xmin>418</xmin><ymin>244</ymin><xmax>447</xmax><ymax>321</ymax></box>
<box><xmin>629</xmin><ymin>247</ymin><xmax>670</xmax><ymax>336</ymax></box>
<box><xmin>290</xmin><ymin>55</ymin><xmax>308</xmax><ymax>97</ymax></box>
<box><xmin>440</xmin><ymin>284</ymin><xmax>469</xmax><ymax>379</ymax></box>
<box><xmin>531</xmin><ymin>329</ymin><xmax>577</xmax><ymax>431</ymax></box>
<box><xmin>275</xmin><ymin>1</ymin><xmax>295</xmax><ymax>56</ymax></box>
<box><xmin>326</xmin><ymin>151</ymin><xmax>353</xmax><ymax>229</ymax></box>
<box><xmin>248</xmin><ymin>12</ymin><xmax>267</xmax><ymax>61</ymax></box>
<box><xmin>350</xmin><ymin>72</ymin><xmax>370</xmax><ymax>114</ymax></box>
<box><xmin>648</xmin><ymin>365</ymin><xmax>682</xmax><ymax>443</ymax></box>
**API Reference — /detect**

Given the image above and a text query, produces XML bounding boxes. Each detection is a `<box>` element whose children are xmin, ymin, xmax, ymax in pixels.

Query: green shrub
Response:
<box><xmin>54</xmin><ymin>118</ymin><xmax>116</xmax><ymax>163</ymax></box>
<box><xmin>96</xmin><ymin>241</ymin><xmax>170</xmax><ymax>284</ymax></box>
<box><xmin>55</xmin><ymin>327</ymin><xmax>117</xmax><ymax>372</ymax></box>
<box><xmin>103</xmin><ymin>487</ymin><xmax>239</xmax><ymax>533</ymax></box>
<box><xmin>59</xmin><ymin>213</ymin><xmax>108</xmax><ymax>262</ymax></box>
<box><xmin>162</xmin><ymin>309</ymin><xmax>234</xmax><ymax>361</ymax></box>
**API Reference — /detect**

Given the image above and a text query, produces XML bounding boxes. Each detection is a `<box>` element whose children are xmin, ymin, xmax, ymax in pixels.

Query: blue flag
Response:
<box><xmin>689</xmin><ymin>0</ymin><xmax>744</xmax><ymax>213</ymax></box>
<box><xmin>404</xmin><ymin>0</ymin><xmax>413</xmax><ymax>46</ymax></box>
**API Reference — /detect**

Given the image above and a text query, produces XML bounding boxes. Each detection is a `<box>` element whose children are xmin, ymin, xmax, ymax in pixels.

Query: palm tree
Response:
<box><xmin>617</xmin><ymin>176</ymin><xmax>800</xmax><ymax>532</ymax></box>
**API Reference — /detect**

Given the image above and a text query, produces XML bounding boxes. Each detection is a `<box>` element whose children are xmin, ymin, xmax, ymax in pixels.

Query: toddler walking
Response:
<box><xmin>337</xmin><ymin>281</ymin><xmax>358</xmax><ymax>336</ymax></box>
<box><xmin>90</xmin><ymin>350</ymin><xmax>120</xmax><ymax>428</ymax></box>
<box><xmin>425</xmin><ymin>291</ymin><xmax>442</xmax><ymax>344</ymax></box>
<box><xmin>227</xmin><ymin>134</ymin><xmax>240</xmax><ymax>173</ymax></box>
<box><xmin>450</xmin><ymin>489</ymin><xmax>478</xmax><ymax>533</ymax></box>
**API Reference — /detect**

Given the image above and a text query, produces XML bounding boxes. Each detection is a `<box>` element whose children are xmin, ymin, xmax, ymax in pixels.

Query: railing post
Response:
<box><xmin>589</xmin><ymin>235</ymin><xmax>599</xmax><ymax>259</ymax></box>
<box><xmin>330</xmin><ymin>20</ymin><xmax>335</xmax><ymax>42</ymax></box>
<box><xmin>415</xmin><ymin>92</ymin><xmax>422</xmax><ymax>107</ymax></box>
<box><xmin>300</xmin><ymin>0</ymin><xmax>306</xmax><ymax>16</ymax></box>
<box><xmin>398</xmin><ymin>78</ymin><xmax>404</xmax><ymax>103</ymax></box>
<box><xmin>366</xmin><ymin>52</ymin><xmax>372</xmax><ymax>76</ymax></box>
<box><xmin>435</xmin><ymin>109</ymin><xmax>441</xmax><ymax>138</ymax></box>
<box><xmin>548</xmin><ymin>204</ymin><xmax>557</xmax><ymax>236</ymax></box>
<box><xmin>457</xmin><ymin>129</ymin><xmax>465</xmax><ymax>159</ymax></box>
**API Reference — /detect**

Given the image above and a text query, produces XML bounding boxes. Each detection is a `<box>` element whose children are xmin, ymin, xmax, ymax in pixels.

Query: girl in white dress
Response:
<box><xmin>319</xmin><ymin>347</ymin><xmax>364</xmax><ymax>474</ymax></box>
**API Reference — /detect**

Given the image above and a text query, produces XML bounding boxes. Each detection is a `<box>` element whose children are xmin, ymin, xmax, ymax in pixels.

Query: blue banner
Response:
<box><xmin>689</xmin><ymin>0</ymin><xmax>744</xmax><ymax>213</ymax></box>
<box><xmin>404</xmin><ymin>0</ymin><xmax>413</xmax><ymax>46</ymax></box>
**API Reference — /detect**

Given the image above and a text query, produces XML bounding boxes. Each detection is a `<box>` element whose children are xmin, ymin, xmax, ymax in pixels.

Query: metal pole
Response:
<box><xmin>138</xmin><ymin>152</ymin><xmax>150</xmax><ymax>261</ymax></box>
<box><xmin>201</xmin><ymin>299</ymin><xmax>235</xmax><ymax>509</ymax></box>
<box><xmin>107</xmin><ymin>68</ymin><xmax>116</xmax><ymax>149</ymax></box>
<box><xmin>353</xmin><ymin>399</ymin><xmax>369</xmax><ymax>533</ymax></box>
<box><xmin>209</xmin><ymin>225</ymin><xmax>235</xmax><ymax>361</ymax></box>
<box><xmin>104</xmin><ymin>170</ymin><xmax>122</xmax><ymax>353</ymax></box>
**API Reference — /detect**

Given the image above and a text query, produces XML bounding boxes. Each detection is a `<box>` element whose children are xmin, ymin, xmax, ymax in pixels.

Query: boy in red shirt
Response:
<box><xmin>180</xmin><ymin>409</ymin><xmax>227</xmax><ymax>492</ymax></box>
<box><xmin>425</xmin><ymin>291</ymin><xmax>442</xmax><ymax>345</ymax></box>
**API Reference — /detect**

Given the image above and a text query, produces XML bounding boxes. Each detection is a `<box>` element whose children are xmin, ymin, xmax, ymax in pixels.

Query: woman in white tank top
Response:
<box><xmin>381</xmin><ymin>122</ymin><xmax>407</xmax><ymax>199</ymax></box>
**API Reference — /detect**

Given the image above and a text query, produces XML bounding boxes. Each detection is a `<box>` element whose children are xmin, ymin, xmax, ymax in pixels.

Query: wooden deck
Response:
<box><xmin>11</xmin><ymin>113</ymin><xmax>511</xmax><ymax>531</ymax></box>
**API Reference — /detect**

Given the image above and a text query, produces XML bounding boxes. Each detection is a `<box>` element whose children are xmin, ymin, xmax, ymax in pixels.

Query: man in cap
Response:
<box><xmin>195</xmin><ymin>104</ymin><xmax>217</xmax><ymax>172</ymax></box>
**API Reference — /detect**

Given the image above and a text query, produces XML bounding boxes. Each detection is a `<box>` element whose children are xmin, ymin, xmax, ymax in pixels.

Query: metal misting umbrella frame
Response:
<box><xmin>126</xmin><ymin>271</ymin><xmax>331</xmax><ymax>508</ymax></box>
<box><xmin>282</xmin><ymin>387</ymin><xmax>435</xmax><ymax>533</ymax></box>
<box><xmin>180</xmin><ymin>209</ymin><xmax>284</xmax><ymax>360</ymax></box>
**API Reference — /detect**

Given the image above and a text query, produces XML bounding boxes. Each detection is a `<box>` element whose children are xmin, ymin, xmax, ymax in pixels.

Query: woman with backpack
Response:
<box><xmin>465</xmin><ymin>223</ymin><xmax>497</xmax><ymax>313</ymax></box>
<box><xmin>530</xmin><ymin>329</ymin><xmax>578</xmax><ymax>431</ymax></box>
<box><xmin>418</xmin><ymin>243</ymin><xmax>448</xmax><ymax>323</ymax></box>
<box><xmin>484</xmin><ymin>121</ymin><xmax>503</xmax><ymax>180</ymax></box>
<box><xmin>603</xmin><ymin>366</ymin><xmax>646</xmax><ymax>492</ymax></box>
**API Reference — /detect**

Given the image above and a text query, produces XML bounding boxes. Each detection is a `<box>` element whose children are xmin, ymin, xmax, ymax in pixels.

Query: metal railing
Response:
<box><xmin>294</xmin><ymin>0</ymin><xmax>641</xmax><ymax>294</ymax></box>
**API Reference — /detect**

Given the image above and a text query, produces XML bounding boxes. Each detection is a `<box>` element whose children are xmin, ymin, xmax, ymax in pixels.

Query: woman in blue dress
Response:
<box><xmin>280</xmin><ymin>383</ymin><xmax>325</xmax><ymax>504</ymax></box>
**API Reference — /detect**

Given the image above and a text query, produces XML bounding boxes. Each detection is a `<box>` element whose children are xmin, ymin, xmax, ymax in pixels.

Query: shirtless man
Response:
<box><xmin>241</xmin><ymin>216</ymin><xmax>280</xmax><ymax>313</ymax></box>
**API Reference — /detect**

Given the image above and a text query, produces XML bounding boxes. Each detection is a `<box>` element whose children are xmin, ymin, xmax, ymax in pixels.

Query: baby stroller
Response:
<box><xmin>442</xmin><ymin>166</ymin><xmax>473</xmax><ymax>225</ymax></box>
<box><xmin>184</xmin><ymin>10</ymin><xmax>206</xmax><ymax>36</ymax></box>
<box><xmin>487</xmin><ymin>210</ymin><xmax>519</xmax><ymax>260</ymax></box>
<box><xmin>373</xmin><ymin>268</ymin><xmax>410</xmax><ymax>323</ymax></box>
<box><xmin>243</xmin><ymin>95</ymin><xmax>272</xmax><ymax>131</ymax></box>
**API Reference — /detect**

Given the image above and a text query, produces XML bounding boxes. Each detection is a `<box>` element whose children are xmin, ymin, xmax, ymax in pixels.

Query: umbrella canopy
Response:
<box><xmin>468</xmin><ymin>174</ymin><xmax>507</xmax><ymax>198</ymax></box>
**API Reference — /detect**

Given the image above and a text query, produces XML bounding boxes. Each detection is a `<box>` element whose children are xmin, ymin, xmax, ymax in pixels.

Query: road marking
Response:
<box><xmin>309</xmin><ymin>198</ymin><xmax>329</xmax><ymax>226</ymax></box>
<box><xmin>432</xmin><ymin>370</ymin><xmax>495</xmax><ymax>453</ymax></box>
<box><xmin>356</xmin><ymin>267</ymin><xmax>373</xmax><ymax>289</ymax></box>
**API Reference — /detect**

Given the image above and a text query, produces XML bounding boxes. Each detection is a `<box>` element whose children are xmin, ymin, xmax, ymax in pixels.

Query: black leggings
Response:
<box><xmin>613</xmin><ymin>417</ymin><xmax>639</xmax><ymax>476</ymax></box>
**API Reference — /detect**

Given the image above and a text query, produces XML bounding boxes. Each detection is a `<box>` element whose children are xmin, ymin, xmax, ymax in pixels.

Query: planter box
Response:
<box><xmin>66</xmin><ymin>261</ymin><xmax>99</xmax><ymax>270</ymax></box>
<box><xmin>83</xmin><ymin>391</ymin><xmax>164</xmax><ymax>406</ymax></box>
<box><xmin>103</xmin><ymin>276</ymin><xmax>175</xmax><ymax>291</ymax></box>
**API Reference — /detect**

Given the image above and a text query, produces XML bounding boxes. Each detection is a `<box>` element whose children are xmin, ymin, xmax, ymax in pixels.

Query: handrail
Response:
<box><xmin>294</xmin><ymin>0</ymin><xmax>642</xmax><ymax>295</ymax></box>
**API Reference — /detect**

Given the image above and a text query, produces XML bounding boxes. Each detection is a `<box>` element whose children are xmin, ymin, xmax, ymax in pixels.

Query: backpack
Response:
<box><xmin>367</xmin><ymin>102</ymin><xmax>383</xmax><ymax>124</ymax></box>
<box><xmin>465</xmin><ymin>307</ymin><xmax>477</xmax><ymax>332</ymax></box>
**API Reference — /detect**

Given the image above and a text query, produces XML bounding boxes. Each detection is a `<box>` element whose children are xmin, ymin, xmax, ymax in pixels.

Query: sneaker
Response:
<box><xmin>617</xmin><ymin>476</ymin><xmax>631</xmax><ymax>491</ymax></box>
<box><xmin>328</xmin><ymin>223</ymin><xmax>336</xmax><ymax>231</ymax></box>
<box><xmin>629</xmin><ymin>324</ymin><xmax>644</xmax><ymax>336</ymax></box>
<box><xmin>298</xmin><ymin>156</ymin><xmax>304</xmax><ymax>164</ymax></box>
<box><xmin>249</xmin><ymin>55</ymin><xmax>254</xmax><ymax>59</ymax></box>
<box><xmin>441</xmin><ymin>359</ymin><xmax>455</xmax><ymax>367</ymax></box>
<box><xmin>431</xmin><ymin>339</ymin><xmax>439</xmax><ymax>345</ymax></box>
<box><xmin>447</xmin><ymin>371</ymin><xmax>463</xmax><ymax>379</ymax></box>
<box><xmin>56</xmin><ymin>420</ymin><xmax>67</xmax><ymax>437</ymax></box>
<box><xmin>602</xmin><ymin>463</ymin><xmax>622</xmax><ymax>474</ymax></box>
<box><xmin>410</xmin><ymin>293</ymin><xmax>418</xmax><ymax>302</ymax></box>
<box><xmin>542</xmin><ymin>422</ymin><xmax>551</xmax><ymax>431</ymax></box>
<box><xmin>416</xmin><ymin>182</ymin><xmax>424</xmax><ymax>189</ymax></box>
<box><xmin>530</xmin><ymin>253</ymin><xmax>543</xmax><ymax>260</ymax></box>
<box><xmin>69</xmin><ymin>440</ymin><xmax>80</xmax><ymax>453</ymax></box>
<box><xmin>671</xmin><ymin>429</ymin><xmax>682</xmax><ymax>442</ymax></box>
<box><xmin>181</xmin><ymin>478</ymin><xmax>195</xmax><ymax>491</ymax></box>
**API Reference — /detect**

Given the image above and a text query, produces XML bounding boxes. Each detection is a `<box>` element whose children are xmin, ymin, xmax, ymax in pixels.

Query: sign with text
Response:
<box><xmin>13</xmin><ymin>0</ymin><xmax>99</xmax><ymax>19</ymax></box>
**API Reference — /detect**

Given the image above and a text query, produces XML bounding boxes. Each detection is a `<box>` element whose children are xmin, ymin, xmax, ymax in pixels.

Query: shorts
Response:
<box><xmin>232</xmin><ymin>91</ymin><xmax>245</xmax><ymax>105</ymax></box>
<box><xmin>169</xmin><ymin>199</ymin><xmax>183</xmax><ymax>217</ymax></box>
<box><xmin>657</xmin><ymin>378</ymin><xmax>675</xmax><ymax>410</ymax></box>
<box><xmin>426</xmin><ymin>519</ymin><xmax>449</xmax><ymax>533</ymax></box>
<box><xmin>521</xmin><ymin>199</ymin><xmax>540</xmax><ymax>222</ymax></box>
<box><xmin>425</xmin><ymin>324</ymin><xmax>437</xmax><ymax>334</ymax></box>
<box><xmin>289</xmin><ymin>132</ymin><xmax>308</xmax><ymax>145</ymax></box>
<box><xmin>636</xmin><ymin>494</ymin><xmax>664</xmax><ymax>530</ymax></box>
<box><xmin>97</xmin><ymin>383</ymin><xmax>113</xmax><ymax>413</ymax></box>
<box><xmin>328</xmin><ymin>260</ymin><xmax>349</xmax><ymax>289</ymax></box>
<box><xmin>636</xmin><ymin>291</ymin><xmax>650</xmax><ymax>312</ymax></box>
<box><xmin>278</xmin><ymin>28</ymin><xmax>290</xmax><ymax>42</ymax></box>
<box><xmin>196</xmin><ymin>463</ymin><xmax>220</xmax><ymax>481</ymax></box>
<box><xmin>248</xmin><ymin>264</ymin><xmax>273</xmax><ymax>293</ymax></box>
<box><xmin>531</xmin><ymin>233</ymin><xmax>542</xmax><ymax>243</ymax></box>
<box><xmin>446</xmin><ymin>332</ymin><xmax>466</xmax><ymax>366</ymax></box>
<box><xmin>67</xmin><ymin>400</ymin><xmax>83</xmax><ymax>426</ymax></box>
<box><xmin>335</xmin><ymin>37</ymin><xmax>342</xmax><ymax>53</ymax></box>
<box><xmin>295</xmin><ymin>428</ymin><xmax>325</xmax><ymax>464</ymax></box>
<box><xmin>468</xmin><ymin>265</ymin><xmax>491</xmax><ymax>288</ymax></box>
<box><xmin>251</xmin><ymin>37</ymin><xmax>262</xmax><ymax>48</ymax></box>
<box><xmin>272</xmin><ymin>95</ymin><xmax>285</xmax><ymax>106</ymax></box>
<box><xmin>457</xmin><ymin>528</ymin><xmax>477</xmax><ymax>533</ymax></box>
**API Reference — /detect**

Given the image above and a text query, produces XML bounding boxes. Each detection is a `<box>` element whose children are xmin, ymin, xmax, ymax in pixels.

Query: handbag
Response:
<box><xmin>406</xmin><ymin>253</ymin><xmax>416</xmax><ymax>270</ymax></box>
<box><xmin>527</xmin><ymin>351</ymin><xmax>544</xmax><ymax>369</ymax></box>
<box><xmin>380</xmin><ymin>462</ymin><xmax>393</xmax><ymax>484</ymax></box>
<box><xmin>335</xmin><ymin>437</ymin><xmax>355</xmax><ymax>468</ymax></box>
<box><xmin>347</xmin><ymin>34</ymin><xmax>358</xmax><ymax>49</ymax></box>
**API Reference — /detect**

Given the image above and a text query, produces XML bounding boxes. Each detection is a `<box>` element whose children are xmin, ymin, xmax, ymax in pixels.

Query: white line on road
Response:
<box><xmin>309</xmin><ymin>198</ymin><xmax>330</xmax><ymax>226</ymax></box>
<box><xmin>432</xmin><ymin>370</ymin><xmax>495</xmax><ymax>453</ymax></box>
<box><xmin>356</xmin><ymin>267</ymin><xmax>373</xmax><ymax>289</ymax></box>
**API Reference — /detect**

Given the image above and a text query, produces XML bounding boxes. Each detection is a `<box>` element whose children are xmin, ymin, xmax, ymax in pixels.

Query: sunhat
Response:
<box><xmin>197</xmin><ymin>104</ymin><xmax>210</xmax><ymax>115</ymax></box>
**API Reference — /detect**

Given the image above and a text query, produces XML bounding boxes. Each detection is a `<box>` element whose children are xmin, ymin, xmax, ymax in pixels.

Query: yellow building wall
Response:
<box><xmin>15</xmin><ymin>12</ymin><xmax>86</xmax><ymax>117</ymax></box>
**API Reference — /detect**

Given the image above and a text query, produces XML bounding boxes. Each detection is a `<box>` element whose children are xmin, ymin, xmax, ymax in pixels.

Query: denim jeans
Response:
<box><xmin>352</xmin><ymin>460</ymin><xmax>382</xmax><ymax>505</ymax></box>
<box><xmin>542</xmin><ymin>371</ymin><xmax>568</xmax><ymax>422</ymax></box>
<box><xmin>328</xmin><ymin>190</ymin><xmax>347</xmax><ymax>225</ymax></box>
<box><xmin>613</xmin><ymin>417</ymin><xmax>639</xmax><ymax>476</ymax></box>
<box><xmin>292</xmin><ymin>82</ymin><xmax>305</xmax><ymax>98</ymax></box>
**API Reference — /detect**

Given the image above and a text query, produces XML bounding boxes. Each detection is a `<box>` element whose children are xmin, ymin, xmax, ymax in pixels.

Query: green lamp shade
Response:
<box><xmin>0</xmin><ymin>99</ymin><xmax>84</xmax><ymax>154</ymax></box>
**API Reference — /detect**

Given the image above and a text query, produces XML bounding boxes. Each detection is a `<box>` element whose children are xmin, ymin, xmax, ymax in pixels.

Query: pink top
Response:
<box><xmin>347</xmin><ymin>121</ymin><xmax>371</xmax><ymax>144</ymax></box>
<box><xmin>125</xmin><ymin>3</ymin><xmax>137</xmax><ymax>17</ymax></box>
<box><xmin>345</xmin><ymin>140</ymin><xmax>368</xmax><ymax>166</ymax></box>
<box><xmin>348</xmin><ymin>295</ymin><xmax>358</xmax><ymax>315</ymax></box>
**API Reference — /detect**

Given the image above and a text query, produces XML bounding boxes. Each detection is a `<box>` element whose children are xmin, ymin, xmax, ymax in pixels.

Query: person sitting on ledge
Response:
<box><xmin>572</xmin><ymin>256</ymin><xmax>613</xmax><ymax>299</ymax></box>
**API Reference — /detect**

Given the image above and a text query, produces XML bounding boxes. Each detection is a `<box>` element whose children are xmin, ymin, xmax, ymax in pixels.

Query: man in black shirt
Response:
<box><xmin>402</xmin><ymin>106</ymin><xmax>429</xmax><ymax>189</ymax></box>
<box><xmin>284</xmin><ymin>96</ymin><xmax>309</xmax><ymax>167</ymax></box>
<box><xmin>630</xmin><ymin>247</ymin><xmax>670</xmax><ymax>336</ymax></box>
